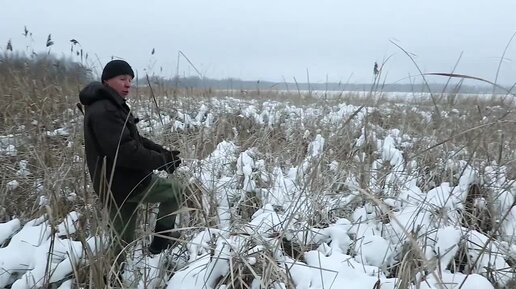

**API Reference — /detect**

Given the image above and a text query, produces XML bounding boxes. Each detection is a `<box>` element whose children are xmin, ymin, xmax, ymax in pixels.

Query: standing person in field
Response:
<box><xmin>79</xmin><ymin>59</ymin><xmax>183</xmax><ymax>259</ymax></box>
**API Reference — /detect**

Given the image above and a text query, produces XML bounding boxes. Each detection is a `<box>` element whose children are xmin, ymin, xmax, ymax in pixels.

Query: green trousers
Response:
<box><xmin>108</xmin><ymin>175</ymin><xmax>183</xmax><ymax>259</ymax></box>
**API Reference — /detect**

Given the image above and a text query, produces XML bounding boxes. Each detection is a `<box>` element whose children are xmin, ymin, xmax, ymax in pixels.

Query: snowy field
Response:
<box><xmin>0</xmin><ymin>91</ymin><xmax>515</xmax><ymax>289</ymax></box>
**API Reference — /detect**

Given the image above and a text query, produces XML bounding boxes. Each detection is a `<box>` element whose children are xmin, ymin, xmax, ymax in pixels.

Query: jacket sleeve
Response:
<box><xmin>141</xmin><ymin>137</ymin><xmax>165</xmax><ymax>152</ymax></box>
<box><xmin>89</xmin><ymin>104</ymin><xmax>166</xmax><ymax>171</ymax></box>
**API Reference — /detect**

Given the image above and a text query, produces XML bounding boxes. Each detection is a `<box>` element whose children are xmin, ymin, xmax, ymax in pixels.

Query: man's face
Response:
<box><xmin>104</xmin><ymin>75</ymin><xmax>133</xmax><ymax>98</ymax></box>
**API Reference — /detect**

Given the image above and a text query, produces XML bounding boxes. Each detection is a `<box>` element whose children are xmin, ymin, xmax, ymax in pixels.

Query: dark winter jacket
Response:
<box><xmin>79</xmin><ymin>82</ymin><xmax>167</xmax><ymax>205</ymax></box>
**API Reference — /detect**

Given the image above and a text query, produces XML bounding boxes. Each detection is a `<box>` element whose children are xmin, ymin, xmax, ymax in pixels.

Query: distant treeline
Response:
<box><xmin>0</xmin><ymin>53</ymin><xmax>504</xmax><ymax>94</ymax></box>
<box><xmin>0</xmin><ymin>52</ymin><xmax>91</xmax><ymax>86</ymax></box>
<box><xmin>143</xmin><ymin>75</ymin><xmax>503</xmax><ymax>94</ymax></box>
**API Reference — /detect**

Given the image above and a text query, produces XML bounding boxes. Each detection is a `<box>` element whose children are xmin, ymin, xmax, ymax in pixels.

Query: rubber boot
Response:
<box><xmin>148</xmin><ymin>223</ymin><xmax>180</xmax><ymax>254</ymax></box>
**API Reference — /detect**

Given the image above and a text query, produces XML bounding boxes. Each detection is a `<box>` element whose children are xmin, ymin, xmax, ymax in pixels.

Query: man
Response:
<box><xmin>79</xmin><ymin>59</ymin><xmax>182</xmax><ymax>259</ymax></box>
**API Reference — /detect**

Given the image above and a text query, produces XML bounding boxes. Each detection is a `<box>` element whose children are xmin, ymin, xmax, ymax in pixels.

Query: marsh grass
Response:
<box><xmin>0</xmin><ymin>53</ymin><xmax>515</xmax><ymax>288</ymax></box>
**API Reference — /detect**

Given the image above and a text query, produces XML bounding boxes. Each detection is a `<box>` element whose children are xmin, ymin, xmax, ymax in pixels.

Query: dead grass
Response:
<box><xmin>0</xmin><ymin>54</ymin><xmax>515</xmax><ymax>288</ymax></box>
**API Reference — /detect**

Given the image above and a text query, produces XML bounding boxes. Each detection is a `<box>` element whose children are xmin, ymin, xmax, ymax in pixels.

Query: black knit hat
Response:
<box><xmin>101</xmin><ymin>60</ymin><xmax>135</xmax><ymax>82</ymax></box>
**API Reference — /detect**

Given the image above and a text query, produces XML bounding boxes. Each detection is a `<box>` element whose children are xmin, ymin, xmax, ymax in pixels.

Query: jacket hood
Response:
<box><xmin>79</xmin><ymin>81</ymin><xmax>125</xmax><ymax>106</ymax></box>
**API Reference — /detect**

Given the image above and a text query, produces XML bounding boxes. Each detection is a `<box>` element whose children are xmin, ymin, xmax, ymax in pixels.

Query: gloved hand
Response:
<box><xmin>162</xmin><ymin>150</ymin><xmax>182</xmax><ymax>174</ymax></box>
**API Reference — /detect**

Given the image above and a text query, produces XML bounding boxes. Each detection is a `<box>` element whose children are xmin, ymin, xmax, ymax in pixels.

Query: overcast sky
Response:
<box><xmin>2</xmin><ymin>0</ymin><xmax>516</xmax><ymax>85</ymax></box>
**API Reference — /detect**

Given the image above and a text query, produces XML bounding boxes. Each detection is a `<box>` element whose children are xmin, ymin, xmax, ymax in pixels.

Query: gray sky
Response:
<box><xmin>3</xmin><ymin>0</ymin><xmax>516</xmax><ymax>85</ymax></box>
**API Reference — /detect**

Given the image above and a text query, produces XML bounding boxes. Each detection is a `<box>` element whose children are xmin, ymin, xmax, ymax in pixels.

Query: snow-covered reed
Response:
<box><xmin>0</xmin><ymin>60</ymin><xmax>515</xmax><ymax>288</ymax></box>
